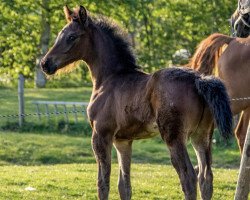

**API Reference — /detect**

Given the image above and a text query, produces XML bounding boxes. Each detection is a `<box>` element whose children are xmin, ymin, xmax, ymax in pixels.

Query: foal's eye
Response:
<box><xmin>68</xmin><ymin>35</ymin><xmax>77</xmax><ymax>42</ymax></box>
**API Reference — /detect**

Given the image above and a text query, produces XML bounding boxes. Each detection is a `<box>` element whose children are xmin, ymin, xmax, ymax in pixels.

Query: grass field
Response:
<box><xmin>0</xmin><ymin>132</ymin><xmax>241</xmax><ymax>199</ymax></box>
<box><xmin>0</xmin><ymin>87</ymin><xmax>245</xmax><ymax>199</ymax></box>
<box><xmin>0</xmin><ymin>163</ymin><xmax>238</xmax><ymax>200</ymax></box>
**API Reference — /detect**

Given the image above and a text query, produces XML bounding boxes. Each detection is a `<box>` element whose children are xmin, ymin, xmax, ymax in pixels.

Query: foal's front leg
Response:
<box><xmin>92</xmin><ymin>131</ymin><xmax>113</xmax><ymax>200</ymax></box>
<box><xmin>114</xmin><ymin>140</ymin><xmax>133</xmax><ymax>200</ymax></box>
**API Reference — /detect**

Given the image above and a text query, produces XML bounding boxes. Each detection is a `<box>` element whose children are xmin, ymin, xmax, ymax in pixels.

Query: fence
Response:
<box><xmin>33</xmin><ymin>100</ymin><xmax>88</xmax><ymax>123</ymax></box>
<box><xmin>15</xmin><ymin>74</ymin><xmax>88</xmax><ymax>127</ymax></box>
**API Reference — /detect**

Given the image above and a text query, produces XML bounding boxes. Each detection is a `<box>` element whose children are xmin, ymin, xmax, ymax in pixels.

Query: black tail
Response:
<box><xmin>195</xmin><ymin>76</ymin><xmax>233</xmax><ymax>139</ymax></box>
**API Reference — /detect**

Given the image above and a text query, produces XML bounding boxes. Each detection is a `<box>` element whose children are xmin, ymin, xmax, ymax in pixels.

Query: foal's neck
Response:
<box><xmin>87</xmin><ymin>27</ymin><xmax>137</xmax><ymax>89</ymax></box>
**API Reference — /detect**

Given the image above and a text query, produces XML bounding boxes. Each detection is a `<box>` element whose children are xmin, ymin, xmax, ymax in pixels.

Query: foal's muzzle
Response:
<box><xmin>40</xmin><ymin>58</ymin><xmax>57</xmax><ymax>75</ymax></box>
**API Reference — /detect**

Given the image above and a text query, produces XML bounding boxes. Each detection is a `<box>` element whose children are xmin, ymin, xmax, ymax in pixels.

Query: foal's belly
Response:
<box><xmin>135</xmin><ymin>122</ymin><xmax>159</xmax><ymax>139</ymax></box>
<box><xmin>115</xmin><ymin>121</ymin><xmax>159</xmax><ymax>140</ymax></box>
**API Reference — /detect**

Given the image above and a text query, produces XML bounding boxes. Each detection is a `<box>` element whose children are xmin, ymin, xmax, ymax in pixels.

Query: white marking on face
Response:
<box><xmin>55</xmin><ymin>30</ymin><xmax>65</xmax><ymax>45</ymax></box>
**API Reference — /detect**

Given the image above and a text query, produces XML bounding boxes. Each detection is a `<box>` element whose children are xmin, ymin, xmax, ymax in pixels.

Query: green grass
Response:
<box><xmin>0</xmin><ymin>132</ymin><xmax>94</xmax><ymax>166</ymax></box>
<box><xmin>0</xmin><ymin>131</ymin><xmax>242</xmax><ymax>199</ymax></box>
<box><xmin>0</xmin><ymin>87</ymin><xmax>245</xmax><ymax>199</ymax></box>
<box><xmin>0</xmin><ymin>163</ymin><xmax>239</xmax><ymax>200</ymax></box>
<box><xmin>0</xmin><ymin>132</ymin><xmax>241</xmax><ymax>168</ymax></box>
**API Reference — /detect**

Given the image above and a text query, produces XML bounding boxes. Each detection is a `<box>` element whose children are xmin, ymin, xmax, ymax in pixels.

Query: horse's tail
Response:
<box><xmin>195</xmin><ymin>76</ymin><xmax>233</xmax><ymax>139</ymax></box>
<box><xmin>187</xmin><ymin>33</ymin><xmax>234</xmax><ymax>75</ymax></box>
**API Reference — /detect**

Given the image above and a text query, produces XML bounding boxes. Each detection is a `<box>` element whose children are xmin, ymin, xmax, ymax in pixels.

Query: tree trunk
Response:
<box><xmin>35</xmin><ymin>0</ymin><xmax>50</xmax><ymax>88</ymax></box>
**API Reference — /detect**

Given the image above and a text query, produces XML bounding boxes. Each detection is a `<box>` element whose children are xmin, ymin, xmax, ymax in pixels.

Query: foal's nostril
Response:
<box><xmin>40</xmin><ymin>58</ymin><xmax>51</xmax><ymax>71</ymax></box>
<box><xmin>44</xmin><ymin>60</ymin><xmax>49</xmax><ymax>68</ymax></box>
<box><xmin>40</xmin><ymin>58</ymin><xmax>57</xmax><ymax>75</ymax></box>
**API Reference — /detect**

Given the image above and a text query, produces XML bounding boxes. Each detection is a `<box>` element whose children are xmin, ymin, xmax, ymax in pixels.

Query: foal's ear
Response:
<box><xmin>79</xmin><ymin>5</ymin><xmax>88</xmax><ymax>27</ymax></box>
<box><xmin>64</xmin><ymin>5</ymin><xmax>73</xmax><ymax>22</ymax></box>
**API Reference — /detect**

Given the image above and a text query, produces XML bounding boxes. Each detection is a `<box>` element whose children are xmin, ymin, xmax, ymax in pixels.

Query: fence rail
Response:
<box><xmin>33</xmin><ymin>100</ymin><xmax>88</xmax><ymax>123</ymax></box>
<box><xmin>33</xmin><ymin>101</ymin><xmax>88</xmax><ymax>106</ymax></box>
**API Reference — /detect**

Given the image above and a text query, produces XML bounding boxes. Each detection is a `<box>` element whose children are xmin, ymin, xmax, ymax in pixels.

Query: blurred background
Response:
<box><xmin>0</xmin><ymin>0</ymin><xmax>237</xmax><ymax>88</ymax></box>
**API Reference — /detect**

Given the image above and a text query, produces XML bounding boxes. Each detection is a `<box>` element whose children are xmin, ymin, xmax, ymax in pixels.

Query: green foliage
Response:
<box><xmin>0</xmin><ymin>0</ymin><xmax>40</xmax><ymax>78</ymax></box>
<box><xmin>0</xmin><ymin>0</ymin><xmax>237</xmax><ymax>85</ymax></box>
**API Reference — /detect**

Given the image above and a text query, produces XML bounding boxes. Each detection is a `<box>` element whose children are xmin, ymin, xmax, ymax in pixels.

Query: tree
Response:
<box><xmin>0</xmin><ymin>0</ymin><xmax>238</xmax><ymax>87</ymax></box>
<box><xmin>35</xmin><ymin>0</ymin><xmax>50</xmax><ymax>88</ymax></box>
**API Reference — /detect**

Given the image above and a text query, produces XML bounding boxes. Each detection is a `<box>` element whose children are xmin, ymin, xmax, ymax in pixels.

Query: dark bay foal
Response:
<box><xmin>41</xmin><ymin>6</ymin><xmax>232</xmax><ymax>200</ymax></box>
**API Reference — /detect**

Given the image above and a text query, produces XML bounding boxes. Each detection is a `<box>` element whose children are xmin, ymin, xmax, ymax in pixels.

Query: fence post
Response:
<box><xmin>45</xmin><ymin>104</ymin><xmax>50</xmax><ymax>122</ymax></box>
<box><xmin>54</xmin><ymin>104</ymin><xmax>59</xmax><ymax>122</ymax></box>
<box><xmin>35</xmin><ymin>103</ymin><xmax>41</xmax><ymax>120</ymax></box>
<box><xmin>63</xmin><ymin>105</ymin><xmax>69</xmax><ymax>124</ymax></box>
<box><xmin>234</xmin><ymin>121</ymin><xmax>250</xmax><ymax>200</ymax></box>
<box><xmin>73</xmin><ymin>104</ymin><xmax>78</xmax><ymax>123</ymax></box>
<box><xmin>18</xmin><ymin>74</ymin><xmax>25</xmax><ymax>127</ymax></box>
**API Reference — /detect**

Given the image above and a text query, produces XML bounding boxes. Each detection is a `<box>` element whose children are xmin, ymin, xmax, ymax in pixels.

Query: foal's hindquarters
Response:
<box><xmin>90</xmin><ymin>68</ymin><xmax>232</xmax><ymax>200</ymax></box>
<box><xmin>148</xmin><ymin>69</ymin><xmax>216</xmax><ymax>200</ymax></box>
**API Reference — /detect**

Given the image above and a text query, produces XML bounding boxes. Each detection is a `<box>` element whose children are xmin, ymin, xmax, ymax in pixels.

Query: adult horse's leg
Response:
<box><xmin>92</xmin><ymin>131</ymin><xmax>113</xmax><ymax>200</ymax></box>
<box><xmin>191</xmin><ymin>124</ymin><xmax>214</xmax><ymax>200</ymax></box>
<box><xmin>113</xmin><ymin>140</ymin><xmax>133</xmax><ymax>200</ymax></box>
<box><xmin>235</xmin><ymin>107</ymin><xmax>250</xmax><ymax>153</ymax></box>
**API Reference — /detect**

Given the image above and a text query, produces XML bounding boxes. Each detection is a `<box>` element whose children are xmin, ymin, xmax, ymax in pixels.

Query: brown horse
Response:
<box><xmin>188</xmin><ymin>33</ymin><xmax>250</xmax><ymax>152</ymax></box>
<box><xmin>231</xmin><ymin>0</ymin><xmax>250</xmax><ymax>154</ymax></box>
<box><xmin>41</xmin><ymin>6</ymin><xmax>232</xmax><ymax>200</ymax></box>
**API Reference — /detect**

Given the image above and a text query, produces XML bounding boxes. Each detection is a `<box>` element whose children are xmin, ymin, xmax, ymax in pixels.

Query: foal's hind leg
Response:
<box><xmin>158</xmin><ymin>113</ymin><xmax>197</xmax><ymax>200</ymax></box>
<box><xmin>92</xmin><ymin>131</ymin><xmax>113</xmax><ymax>200</ymax></box>
<box><xmin>114</xmin><ymin>140</ymin><xmax>133</xmax><ymax>200</ymax></box>
<box><xmin>167</xmin><ymin>140</ymin><xmax>197</xmax><ymax>200</ymax></box>
<box><xmin>191</xmin><ymin>124</ymin><xmax>214</xmax><ymax>200</ymax></box>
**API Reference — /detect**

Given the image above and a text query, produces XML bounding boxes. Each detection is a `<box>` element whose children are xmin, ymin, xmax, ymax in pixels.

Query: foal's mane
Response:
<box><xmin>91</xmin><ymin>15</ymin><xmax>140</xmax><ymax>72</ymax></box>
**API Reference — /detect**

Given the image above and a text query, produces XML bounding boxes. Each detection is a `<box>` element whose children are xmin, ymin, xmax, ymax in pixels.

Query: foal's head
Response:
<box><xmin>41</xmin><ymin>5</ymin><xmax>138</xmax><ymax>77</ymax></box>
<box><xmin>41</xmin><ymin>6</ymin><xmax>92</xmax><ymax>75</ymax></box>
